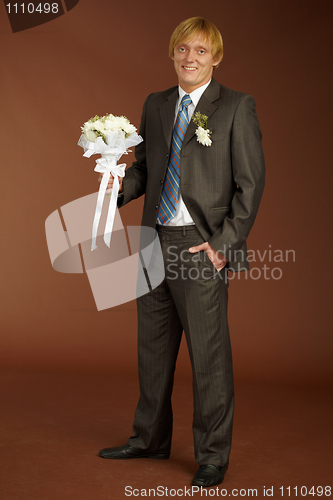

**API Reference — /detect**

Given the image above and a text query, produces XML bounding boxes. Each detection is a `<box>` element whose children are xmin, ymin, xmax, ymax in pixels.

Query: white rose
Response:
<box><xmin>104</xmin><ymin>117</ymin><xmax>116</xmax><ymax>131</ymax></box>
<box><xmin>123</xmin><ymin>123</ymin><xmax>136</xmax><ymax>137</ymax></box>
<box><xmin>84</xmin><ymin>128</ymin><xmax>97</xmax><ymax>142</ymax></box>
<box><xmin>112</xmin><ymin>116</ymin><xmax>136</xmax><ymax>137</ymax></box>
<box><xmin>92</xmin><ymin>120</ymin><xmax>105</xmax><ymax>133</ymax></box>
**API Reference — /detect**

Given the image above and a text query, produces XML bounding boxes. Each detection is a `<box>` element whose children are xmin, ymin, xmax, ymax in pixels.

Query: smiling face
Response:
<box><xmin>172</xmin><ymin>35</ymin><xmax>221</xmax><ymax>93</ymax></box>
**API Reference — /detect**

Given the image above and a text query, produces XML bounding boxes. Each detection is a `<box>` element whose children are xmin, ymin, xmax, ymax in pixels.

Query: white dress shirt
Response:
<box><xmin>157</xmin><ymin>80</ymin><xmax>211</xmax><ymax>226</ymax></box>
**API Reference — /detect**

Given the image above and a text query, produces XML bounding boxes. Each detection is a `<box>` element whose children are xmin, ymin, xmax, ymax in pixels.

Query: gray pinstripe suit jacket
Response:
<box><xmin>121</xmin><ymin>78</ymin><xmax>265</xmax><ymax>271</ymax></box>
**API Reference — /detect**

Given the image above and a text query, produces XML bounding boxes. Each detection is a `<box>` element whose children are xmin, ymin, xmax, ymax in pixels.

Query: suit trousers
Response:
<box><xmin>128</xmin><ymin>225</ymin><xmax>234</xmax><ymax>466</ymax></box>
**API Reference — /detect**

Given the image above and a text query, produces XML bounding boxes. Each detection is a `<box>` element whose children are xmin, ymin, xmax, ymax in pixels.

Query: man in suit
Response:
<box><xmin>99</xmin><ymin>17</ymin><xmax>265</xmax><ymax>487</ymax></box>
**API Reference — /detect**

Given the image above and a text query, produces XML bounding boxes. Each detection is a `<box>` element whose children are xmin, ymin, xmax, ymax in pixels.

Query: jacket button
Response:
<box><xmin>166</xmin><ymin>153</ymin><xmax>169</xmax><ymax>158</ymax></box>
<box><xmin>155</xmin><ymin>205</ymin><xmax>158</xmax><ymax>210</ymax></box>
<box><xmin>160</xmin><ymin>180</ymin><xmax>163</xmax><ymax>185</ymax></box>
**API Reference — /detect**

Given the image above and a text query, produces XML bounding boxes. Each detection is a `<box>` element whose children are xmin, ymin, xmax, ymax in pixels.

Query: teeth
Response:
<box><xmin>184</xmin><ymin>66</ymin><xmax>196</xmax><ymax>71</ymax></box>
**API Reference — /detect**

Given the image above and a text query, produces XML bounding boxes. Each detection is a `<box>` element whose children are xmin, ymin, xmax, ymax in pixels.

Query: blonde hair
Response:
<box><xmin>169</xmin><ymin>17</ymin><xmax>223</xmax><ymax>69</ymax></box>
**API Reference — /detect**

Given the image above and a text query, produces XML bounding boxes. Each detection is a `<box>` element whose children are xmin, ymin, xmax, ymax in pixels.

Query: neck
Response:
<box><xmin>179</xmin><ymin>78</ymin><xmax>212</xmax><ymax>94</ymax></box>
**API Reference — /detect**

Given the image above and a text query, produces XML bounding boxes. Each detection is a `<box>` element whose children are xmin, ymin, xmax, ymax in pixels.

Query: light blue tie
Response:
<box><xmin>157</xmin><ymin>94</ymin><xmax>192</xmax><ymax>225</ymax></box>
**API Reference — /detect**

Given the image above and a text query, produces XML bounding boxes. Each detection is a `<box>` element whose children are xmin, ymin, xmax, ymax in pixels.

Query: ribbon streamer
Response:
<box><xmin>92</xmin><ymin>155</ymin><xmax>126</xmax><ymax>250</ymax></box>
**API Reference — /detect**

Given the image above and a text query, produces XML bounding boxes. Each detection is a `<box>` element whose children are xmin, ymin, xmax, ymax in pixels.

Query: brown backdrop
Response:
<box><xmin>0</xmin><ymin>0</ymin><xmax>332</xmax><ymax>385</ymax></box>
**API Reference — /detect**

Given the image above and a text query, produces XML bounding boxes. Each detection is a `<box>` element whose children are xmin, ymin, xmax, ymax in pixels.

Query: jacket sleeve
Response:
<box><xmin>208</xmin><ymin>94</ymin><xmax>265</xmax><ymax>258</ymax></box>
<box><xmin>118</xmin><ymin>95</ymin><xmax>151</xmax><ymax>207</ymax></box>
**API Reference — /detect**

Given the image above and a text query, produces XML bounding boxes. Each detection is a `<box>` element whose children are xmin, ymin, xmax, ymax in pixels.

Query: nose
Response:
<box><xmin>186</xmin><ymin>49</ymin><xmax>195</xmax><ymax>62</ymax></box>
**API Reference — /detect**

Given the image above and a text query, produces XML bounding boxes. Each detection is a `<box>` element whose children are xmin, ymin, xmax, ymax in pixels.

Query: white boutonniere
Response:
<box><xmin>192</xmin><ymin>112</ymin><xmax>212</xmax><ymax>146</ymax></box>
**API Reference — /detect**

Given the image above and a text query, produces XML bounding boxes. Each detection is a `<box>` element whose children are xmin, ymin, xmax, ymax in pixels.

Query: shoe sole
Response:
<box><xmin>192</xmin><ymin>476</ymin><xmax>224</xmax><ymax>487</ymax></box>
<box><xmin>99</xmin><ymin>452</ymin><xmax>170</xmax><ymax>460</ymax></box>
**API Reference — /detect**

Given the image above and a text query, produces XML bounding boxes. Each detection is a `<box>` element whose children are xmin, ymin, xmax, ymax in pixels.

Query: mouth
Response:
<box><xmin>183</xmin><ymin>66</ymin><xmax>197</xmax><ymax>71</ymax></box>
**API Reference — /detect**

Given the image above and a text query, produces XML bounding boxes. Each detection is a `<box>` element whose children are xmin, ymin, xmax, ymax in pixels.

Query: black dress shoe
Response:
<box><xmin>192</xmin><ymin>463</ymin><xmax>229</xmax><ymax>487</ymax></box>
<box><xmin>99</xmin><ymin>443</ymin><xmax>169</xmax><ymax>460</ymax></box>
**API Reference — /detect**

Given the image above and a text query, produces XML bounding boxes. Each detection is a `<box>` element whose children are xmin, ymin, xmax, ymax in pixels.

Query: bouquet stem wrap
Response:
<box><xmin>78</xmin><ymin>131</ymin><xmax>143</xmax><ymax>250</ymax></box>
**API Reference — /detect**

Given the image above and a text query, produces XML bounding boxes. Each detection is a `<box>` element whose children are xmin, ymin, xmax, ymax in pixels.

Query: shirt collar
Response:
<box><xmin>178</xmin><ymin>80</ymin><xmax>211</xmax><ymax>107</ymax></box>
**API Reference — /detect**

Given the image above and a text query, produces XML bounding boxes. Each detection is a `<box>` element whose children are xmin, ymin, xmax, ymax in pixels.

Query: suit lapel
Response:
<box><xmin>159</xmin><ymin>88</ymin><xmax>178</xmax><ymax>147</ymax></box>
<box><xmin>158</xmin><ymin>79</ymin><xmax>221</xmax><ymax>148</ymax></box>
<box><xmin>183</xmin><ymin>78</ymin><xmax>220</xmax><ymax>147</ymax></box>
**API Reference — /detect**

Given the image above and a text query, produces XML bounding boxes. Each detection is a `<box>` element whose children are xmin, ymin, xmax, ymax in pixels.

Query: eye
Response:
<box><xmin>179</xmin><ymin>47</ymin><xmax>186</xmax><ymax>52</ymax></box>
<box><xmin>198</xmin><ymin>49</ymin><xmax>206</xmax><ymax>55</ymax></box>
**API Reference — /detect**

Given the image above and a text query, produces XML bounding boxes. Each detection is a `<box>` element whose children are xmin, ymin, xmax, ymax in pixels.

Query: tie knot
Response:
<box><xmin>181</xmin><ymin>94</ymin><xmax>192</xmax><ymax>110</ymax></box>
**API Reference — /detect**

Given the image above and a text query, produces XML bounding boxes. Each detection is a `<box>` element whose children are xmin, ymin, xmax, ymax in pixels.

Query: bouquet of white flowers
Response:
<box><xmin>81</xmin><ymin>114</ymin><xmax>137</xmax><ymax>143</ymax></box>
<box><xmin>78</xmin><ymin>113</ymin><xmax>143</xmax><ymax>250</ymax></box>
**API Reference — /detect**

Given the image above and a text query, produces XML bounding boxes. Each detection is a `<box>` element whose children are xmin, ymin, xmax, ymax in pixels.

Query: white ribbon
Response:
<box><xmin>92</xmin><ymin>154</ymin><xmax>126</xmax><ymax>250</ymax></box>
<box><xmin>78</xmin><ymin>131</ymin><xmax>143</xmax><ymax>251</ymax></box>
